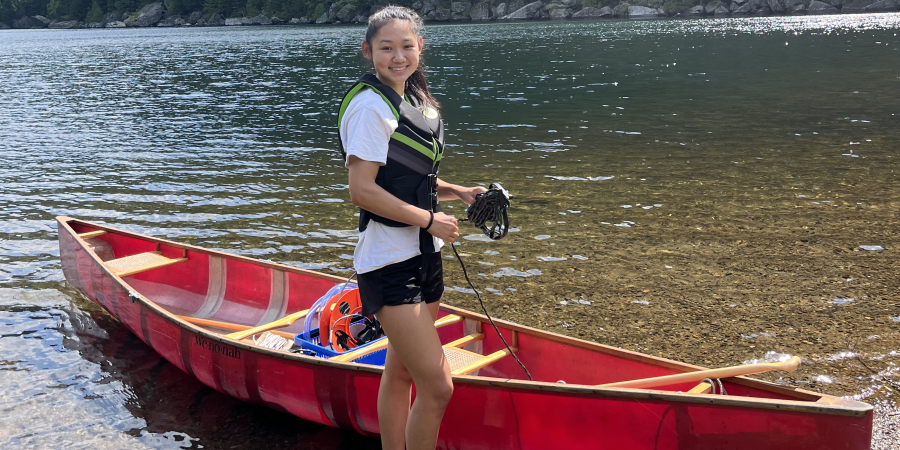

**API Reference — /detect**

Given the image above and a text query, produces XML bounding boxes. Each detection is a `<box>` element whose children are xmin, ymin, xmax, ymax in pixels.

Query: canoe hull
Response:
<box><xmin>58</xmin><ymin>218</ymin><xmax>874</xmax><ymax>450</ymax></box>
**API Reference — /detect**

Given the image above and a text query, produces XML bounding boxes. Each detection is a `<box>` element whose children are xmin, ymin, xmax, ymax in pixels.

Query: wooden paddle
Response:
<box><xmin>178</xmin><ymin>315</ymin><xmax>295</xmax><ymax>339</ymax></box>
<box><xmin>224</xmin><ymin>309</ymin><xmax>310</xmax><ymax>341</ymax></box>
<box><xmin>599</xmin><ymin>356</ymin><xmax>801</xmax><ymax>390</ymax></box>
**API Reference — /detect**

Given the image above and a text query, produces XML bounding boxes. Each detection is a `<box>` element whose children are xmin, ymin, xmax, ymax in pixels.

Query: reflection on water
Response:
<box><xmin>0</xmin><ymin>288</ymin><xmax>380</xmax><ymax>449</ymax></box>
<box><xmin>1</xmin><ymin>14</ymin><xmax>900</xmax><ymax>448</ymax></box>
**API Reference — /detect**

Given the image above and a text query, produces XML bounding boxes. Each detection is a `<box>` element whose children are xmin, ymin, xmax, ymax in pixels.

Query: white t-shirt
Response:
<box><xmin>341</xmin><ymin>88</ymin><xmax>443</xmax><ymax>274</ymax></box>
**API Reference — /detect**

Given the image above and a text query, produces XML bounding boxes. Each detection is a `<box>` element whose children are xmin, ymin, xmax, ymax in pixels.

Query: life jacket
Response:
<box><xmin>337</xmin><ymin>74</ymin><xmax>445</xmax><ymax>253</ymax></box>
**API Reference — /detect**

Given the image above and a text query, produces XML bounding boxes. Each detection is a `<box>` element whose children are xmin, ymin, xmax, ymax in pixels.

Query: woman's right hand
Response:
<box><xmin>427</xmin><ymin>212</ymin><xmax>459</xmax><ymax>243</ymax></box>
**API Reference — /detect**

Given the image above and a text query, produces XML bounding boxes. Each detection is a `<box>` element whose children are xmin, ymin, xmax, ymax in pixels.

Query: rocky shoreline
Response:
<box><xmin>2</xmin><ymin>0</ymin><xmax>899</xmax><ymax>30</ymax></box>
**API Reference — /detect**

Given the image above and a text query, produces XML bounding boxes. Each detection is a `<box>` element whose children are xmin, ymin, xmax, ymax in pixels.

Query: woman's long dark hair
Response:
<box><xmin>365</xmin><ymin>6</ymin><xmax>440</xmax><ymax>110</ymax></box>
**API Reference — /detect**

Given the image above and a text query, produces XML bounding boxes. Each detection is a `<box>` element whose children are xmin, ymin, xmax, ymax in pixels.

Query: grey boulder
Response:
<box><xmin>105</xmin><ymin>21</ymin><xmax>126</xmax><ymax>27</ymax></box>
<box><xmin>125</xmin><ymin>3</ymin><xmax>166</xmax><ymax>27</ymax></box>
<box><xmin>427</xmin><ymin>8</ymin><xmax>452</xmax><ymax>21</ymax></box>
<box><xmin>807</xmin><ymin>0</ymin><xmax>841</xmax><ymax>11</ymax></box>
<box><xmin>470</xmin><ymin>2</ymin><xmax>495</xmax><ymax>20</ymax></box>
<box><xmin>842</xmin><ymin>0</ymin><xmax>899</xmax><ymax>10</ymax></box>
<box><xmin>687</xmin><ymin>4</ymin><xmax>705</xmax><ymax>15</ymax></box>
<box><xmin>864</xmin><ymin>0</ymin><xmax>900</xmax><ymax>10</ymax></box>
<box><xmin>549</xmin><ymin>6</ymin><xmax>573</xmax><ymax>18</ymax></box>
<box><xmin>451</xmin><ymin>1</ymin><xmax>472</xmax><ymax>13</ymax></box>
<box><xmin>572</xmin><ymin>6</ymin><xmax>614</xmax><ymax>17</ymax></box>
<box><xmin>502</xmin><ymin>1</ymin><xmax>544</xmax><ymax>19</ymax></box>
<box><xmin>157</xmin><ymin>16</ymin><xmax>186</xmax><ymax>27</ymax></box>
<box><xmin>49</xmin><ymin>20</ymin><xmax>80</xmax><ymax>28</ymax></box>
<box><xmin>207</xmin><ymin>13</ymin><xmax>225</xmax><ymax>26</ymax></box>
<box><xmin>767</xmin><ymin>0</ymin><xmax>786</xmax><ymax>12</ymax></box>
<box><xmin>248</xmin><ymin>14</ymin><xmax>271</xmax><ymax>25</ymax></box>
<box><xmin>733</xmin><ymin>2</ymin><xmax>753</xmax><ymax>13</ymax></box>
<box><xmin>336</xmin><ymin>4</ymin><xmax>356</xmax><ymax>22</ymax></box>
<box><xmin>14</xmin><ymin>16</ymin><xmax>48</xmax><ymax>28</ymax></box>
<box><xmin>628</xmin><ymin>5</ymin><xmax>658</xmax><ymax>17</ymax></box>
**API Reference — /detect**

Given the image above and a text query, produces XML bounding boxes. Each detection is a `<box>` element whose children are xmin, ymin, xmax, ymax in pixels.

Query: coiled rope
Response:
<box><xmin>461</xmin><ymin>183</ymin><xmax>511</xmax><ymax>240</ymax></box>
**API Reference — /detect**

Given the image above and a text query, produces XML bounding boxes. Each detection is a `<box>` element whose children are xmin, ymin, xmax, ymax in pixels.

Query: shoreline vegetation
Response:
<box><xmin>1</xmin><ymin>0</ymin><xmax>899</xmax><ymax>31</ymax></box>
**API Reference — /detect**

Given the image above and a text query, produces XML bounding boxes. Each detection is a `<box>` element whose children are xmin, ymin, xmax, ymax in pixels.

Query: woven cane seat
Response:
<box><xmin>444</xmin><ymin>346</ymin><xmax>486</xmax><ymax>373</ymax></box>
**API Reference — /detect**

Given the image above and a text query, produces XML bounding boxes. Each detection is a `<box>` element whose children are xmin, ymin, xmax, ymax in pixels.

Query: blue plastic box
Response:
<box><xmin>294</xmin><ymin>332</ymin><xmax>387</xmax><ymax>366</ymax></box>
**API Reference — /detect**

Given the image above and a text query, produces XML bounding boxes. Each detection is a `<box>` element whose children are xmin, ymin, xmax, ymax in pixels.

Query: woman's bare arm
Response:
<box><xmin>348</xmin><ymin>156</ymin><xmax>459</xmax><ymax>242</ymax></box>
<box><xmin>436</xmin><ymin>178</ymin><xmax>487</xmax><ymax>205</ymax></box>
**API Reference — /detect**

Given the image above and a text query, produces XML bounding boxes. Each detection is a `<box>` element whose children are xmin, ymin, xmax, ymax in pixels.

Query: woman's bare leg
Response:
<box><xmin>375</xmin><ymin>301</ymin><xmax>451</xmax><ymax>450</ymax></box>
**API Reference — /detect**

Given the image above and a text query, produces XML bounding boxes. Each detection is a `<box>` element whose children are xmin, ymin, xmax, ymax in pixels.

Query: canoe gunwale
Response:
<box><xmin>56</xmin><ymin>216</ymin><xmax>873</xmax><ymax>418</ymax></box>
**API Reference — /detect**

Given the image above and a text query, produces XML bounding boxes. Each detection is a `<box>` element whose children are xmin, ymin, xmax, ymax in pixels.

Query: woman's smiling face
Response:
<box><xmin>362</xmin><ymin>19</ymin><xmax>422</xmax><ymax>96</ymax></box>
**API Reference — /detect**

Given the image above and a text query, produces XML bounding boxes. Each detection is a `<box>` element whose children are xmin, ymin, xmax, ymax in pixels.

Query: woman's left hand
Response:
<box><xmin>456</xmin><ymin>185</ymin><xmax>487</xmax><ymax>205</ymax></box>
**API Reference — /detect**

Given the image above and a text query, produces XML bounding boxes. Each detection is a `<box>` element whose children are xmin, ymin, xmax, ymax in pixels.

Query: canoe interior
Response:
<box><xmin>66</xmin><ymin>220</ymin><xmax>834</xmax><ymax>401</ymax></box>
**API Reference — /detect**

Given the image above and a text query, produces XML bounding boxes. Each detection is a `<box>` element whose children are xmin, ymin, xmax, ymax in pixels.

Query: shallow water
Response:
<box><xmin>2</xmin><ymin>14</ymin><xmax>900</xmax><ymax>448</ymax></box>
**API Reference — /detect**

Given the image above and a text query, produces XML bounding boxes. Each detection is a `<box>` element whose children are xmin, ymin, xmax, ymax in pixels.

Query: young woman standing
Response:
<box><xmin>337</xmin><ymin>6</ymin><xmax>485</xmax><ymax>450</ymax></box>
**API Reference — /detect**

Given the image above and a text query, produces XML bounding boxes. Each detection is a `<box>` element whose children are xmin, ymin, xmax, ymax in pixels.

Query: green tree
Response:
<box><xmin>46</xmin><ymin>0</ymin><xmax>63</xmax><ymax>18</ymax></box>
<box><xmin>86</xmin><ymin>0</ymin><xmax>103</xmax><ymax>21</ymax></box>
<box><xmin>169</xmin><ymin>0</ymin><xmax>183</xmax><ymax>15</ymax></box>
<box><xmin>0</xmin><ymin>0</ymin><xmax>16</xmax><ymax>24</ymax></box>
<box><xmin>246</xmin><ymin>0</ymin><xmax>261</xmax><ymax>15</ymax></box>
<box><xmin>311</xmin><ymin>1</ymin><xmax>324</xmax><ymax>19</ymax></box>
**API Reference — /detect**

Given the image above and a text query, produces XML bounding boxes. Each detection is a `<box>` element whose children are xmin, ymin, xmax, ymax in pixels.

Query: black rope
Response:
<box><xmin>451</xmin><ymin>244</ymin><xmax>532</xmax><ymax>381</ymax></box>
<box><xmin>451</xmin><ymin>185</ymin><xmax>531</xmax><ymax>380</ymax></box>
<box><xmin>461</xmin><ymin>183</ymin><xmax>511</xmax><ymax>240</ymax></box>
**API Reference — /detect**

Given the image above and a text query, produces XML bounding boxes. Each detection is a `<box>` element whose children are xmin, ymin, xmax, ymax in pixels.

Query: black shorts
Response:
<box><xmin>357</xmin><ymin>252</ymin><xmax>444</xmax><ymax>316</ymax></box>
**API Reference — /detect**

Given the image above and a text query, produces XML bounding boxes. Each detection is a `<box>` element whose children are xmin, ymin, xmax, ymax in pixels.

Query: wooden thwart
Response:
<box><xmin>331</xmin><ymin>314</ymin><xmax>463</xmax><ymax>362</ymax></box>
<box><xmin>106</xmin><ymin>251</ymin><xmax>187</xmax><ymax>277</ymax></box>
<box><xmin>78</xmin><ymin>230</ymin><xmax>107</xmax><ymax>239</ymax></box>
<box><xmin>600</xmin><ymin>356</ymin><xmax>802</xmax><ymax>390</ymax></box>
<box><xmin>687</xmin><ymin>382</ymin><xmax>713</xmax><ymax>394</ymax></box>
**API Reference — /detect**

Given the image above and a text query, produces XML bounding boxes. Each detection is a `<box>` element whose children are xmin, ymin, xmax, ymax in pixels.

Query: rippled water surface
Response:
<box><xmin>2</xmin><ymin>14</ymin><xmax>900</xmax><ymax>448</ymax></box>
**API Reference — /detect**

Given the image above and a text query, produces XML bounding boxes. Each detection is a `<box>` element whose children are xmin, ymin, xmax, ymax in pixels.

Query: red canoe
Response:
<box><xmin>56</xmin><ymin>216</ymin><xmax>873</xmax><ymax>449</ymax></box>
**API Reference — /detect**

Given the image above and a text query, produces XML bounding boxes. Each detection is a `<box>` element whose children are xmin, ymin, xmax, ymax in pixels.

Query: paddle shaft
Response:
<box><xmin>600</xmin><ymin>356</ymin><xmax>802</xmax><ymax>390</ymax></box>
<box><xmin>179</xmin><ymin>316</ymin><xmax>296</xmax><ymax>339</ymax></box>
<box><xmin>225</xmin><ymin>309</ymin><xmax>310</xmax><ymax>340</ymax></box>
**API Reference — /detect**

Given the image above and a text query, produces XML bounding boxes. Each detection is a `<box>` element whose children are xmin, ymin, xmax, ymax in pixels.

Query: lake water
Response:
<box><xmin>2</xmin><ymin>15</ymin><xmax>900</xmax><ymax>448</ymax></box>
